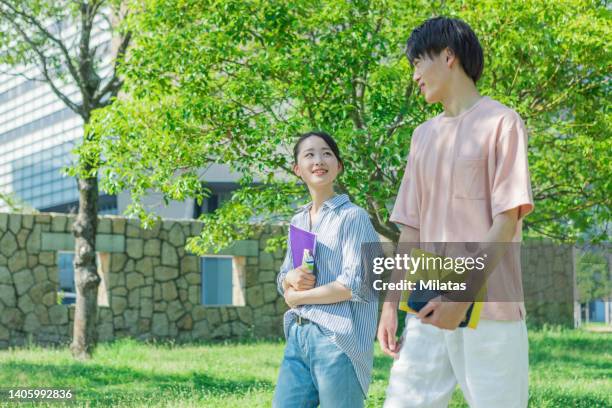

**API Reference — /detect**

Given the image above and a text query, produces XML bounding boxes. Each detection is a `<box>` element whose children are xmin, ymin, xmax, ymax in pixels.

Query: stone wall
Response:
<box><xmin>521</xmin><ymin>241</ymin><xmax>576</xmax><ymax>327</ymax></box>
<box><xmin>0</xmin><ymin>212</ymin><xmax>579</xmax><ymax>349</ymax></box>
<box><xmin>0</xmin><ymin>212</ymin><xmax>288</xmax><ymax>348</ymax></box>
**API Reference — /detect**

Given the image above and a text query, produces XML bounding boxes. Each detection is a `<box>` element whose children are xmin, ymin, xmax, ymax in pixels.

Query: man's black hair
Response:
<box><xmin>406</xmin><ymin>17</ymin><xmax>484</xmax><ymax>83</ymax></box>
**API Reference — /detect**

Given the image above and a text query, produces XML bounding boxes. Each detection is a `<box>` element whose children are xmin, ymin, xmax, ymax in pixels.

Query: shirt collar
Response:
<box><xmin>299</xmin><ymin>193</ymin><xmax>350</xmax><ymax>212</ymax></box>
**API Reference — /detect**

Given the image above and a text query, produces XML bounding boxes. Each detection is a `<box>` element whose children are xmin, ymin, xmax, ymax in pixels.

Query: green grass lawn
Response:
<box><xmin>0</xmin><ymin>328</ymin><xmax>610</xmax><ymax>407</ymax></box>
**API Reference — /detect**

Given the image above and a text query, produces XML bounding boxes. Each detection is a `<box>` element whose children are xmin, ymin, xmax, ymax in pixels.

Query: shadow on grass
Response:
<box><xmin>0</xmin><ymin>361</ymin><xmax>274</xmax><ymax>405</ymax></box>
<box><xmin>530</xmin><ymin>349</ymin><xmax>611</xmax><ymax>374</ymax></box>
<box><xmin>529</xmin><ymin>333</ymin><xmax>612</xmax><ymax>373</ymax></box>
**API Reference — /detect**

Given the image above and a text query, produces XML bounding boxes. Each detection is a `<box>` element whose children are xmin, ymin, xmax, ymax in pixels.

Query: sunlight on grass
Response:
<box><xmin>0</xmin><ymin>329</ymin><xmax>609</xmax><ymax>407</ymax></box>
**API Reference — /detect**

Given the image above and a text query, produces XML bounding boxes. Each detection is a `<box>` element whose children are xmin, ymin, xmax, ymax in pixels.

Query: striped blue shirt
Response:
<box><xmin>276</xmin><ymin>194</ymin><xmax>379</xmax><ymax>396</ymax></box>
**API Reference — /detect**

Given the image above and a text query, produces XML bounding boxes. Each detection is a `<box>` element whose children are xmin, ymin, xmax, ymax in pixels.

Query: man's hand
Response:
<box><xmin>284</xmin><ymin>287</ymin><xmax>302</xmax><ymax>308</ymax></box>
<box><xmin>417</xmin><ymin>296</ymin><xmax>471</xmax><ymax>330</ymax></box>
<box><xmin>377</xmin><ymin>303</ymin><xmax>402</xmax><ymax>359</ymax></box>
<box><xmin>285</xmin><ymin>266</ymin><xmax>316</xmax><ymax>291</ymax></box>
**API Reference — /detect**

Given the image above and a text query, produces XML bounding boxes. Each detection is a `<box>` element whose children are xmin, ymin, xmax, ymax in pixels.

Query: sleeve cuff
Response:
<box><xmin>492</xmin><ymin>198</ymin><xmax>534</xmax><ymax>220</ymax></box>
<box><xmin>389</xmin><ymin>215</ymin><xmax>420</xmax><ymax>230</ymax></box>
<box><xmin>277</xmin><ymin>272</ymin><xmax>288</xmax><ymax>296</ymax></box>
<box><xmin>336</xmin><ymin>275</ymin><xmax>368</xmax><ymax>303</ymax></box>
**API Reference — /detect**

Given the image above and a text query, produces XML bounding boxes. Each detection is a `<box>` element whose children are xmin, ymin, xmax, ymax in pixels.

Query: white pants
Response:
<box><xmin>384</xmin><ymin>316</ymin><xmax>528</xmax><ymax>408</ymax></box>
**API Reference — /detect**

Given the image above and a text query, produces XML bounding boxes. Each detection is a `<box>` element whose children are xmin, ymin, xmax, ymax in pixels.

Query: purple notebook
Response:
<box><xmin>289</xmin><ymin>224</ymin><xmax>317</xmax><ymax>268</ymax></box>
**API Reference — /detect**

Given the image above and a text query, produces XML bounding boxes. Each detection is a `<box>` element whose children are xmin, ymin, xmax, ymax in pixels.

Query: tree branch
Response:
<box><xmin>0</xmin><ymin>14</ymin><xmax>81</xmax><ymax>114</ymax></box>
<box><xmin>78</xmin><ymin>1</ymin><xmax>96</xmax><ymax>112</ymax></box>
<box><xmin>89</xmin><ymin>0</ymin><xmax>105</xmax><ymax>21</ymax></box>
<box><xmin>386</xmin><ymin>82</ymin><xmax>415</xmax><ymax>137</ymax></box>
<box><xmin>93</xmin><ymin>32</ymin><xmax>131</xmax><ymax>104</ymax></box>
<box><xmin>0</xmin><ymin>68</ymin><xmax>44</xmax><ymax>83</ymax></box>
<box><xmin>366</xmin><ymin>195</ymin><xmax>399</xmax><ymax>241</ymax></box>
<box><xmin>0</xmin><ymin>0</ymin><xmax>85</xmax><ymax>94</ymax></box>
<box><xmin>349</xmin><ymin>77</ymin><xmax>367</xmax><ymax>130</ymax></box>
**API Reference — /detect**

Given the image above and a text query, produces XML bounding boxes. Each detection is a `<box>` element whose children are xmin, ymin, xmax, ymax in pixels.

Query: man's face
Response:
<box><xmin>412</xmin><ymin>49</ymin><xmax>452</xmax><ymax>104</ymax></box>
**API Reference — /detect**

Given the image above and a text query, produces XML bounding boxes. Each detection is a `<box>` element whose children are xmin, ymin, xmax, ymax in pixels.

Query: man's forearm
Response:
<box><xmin>478</xmin><ymin>207</ymin><xmax>520</xmax><ymax>273</ymax></box>
<box><xmin>384</xmin><ymin>224</ymin><xmax>420</xmax><ymax>308</ymax></box>
<box><xmin>447</xmin><ymin>208</ymin><xmax>519</xmax><ymax>302</ymax></box>
<box><xmin>484</xmin><ymin>207</ymin><xmax>519</xmax><ymax>243</ymax></box>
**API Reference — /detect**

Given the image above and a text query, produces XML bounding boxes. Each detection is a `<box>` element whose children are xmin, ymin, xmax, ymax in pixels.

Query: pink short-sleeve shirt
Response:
<box><xmin>390</xmin><ymin>96</ymin><xmax>534</xmax><ymax>320</ymax></box>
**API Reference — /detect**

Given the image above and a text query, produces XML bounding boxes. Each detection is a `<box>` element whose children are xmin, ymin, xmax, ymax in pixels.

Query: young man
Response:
<box><xmin>378</xmin><ymin>17</ymin><xmax>534</xmax><ymax>407</ymax></box>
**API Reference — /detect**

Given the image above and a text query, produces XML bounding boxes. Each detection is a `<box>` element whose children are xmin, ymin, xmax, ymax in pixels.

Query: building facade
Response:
<box><xmin>0</xmin><ymin>15</ymin><xmax>118</xmax><ymax>214</ymax></box>
<box><xmin>0</xmin><ymin>15</ymin><xmax>239</xmax><ymax>218</ymax></box>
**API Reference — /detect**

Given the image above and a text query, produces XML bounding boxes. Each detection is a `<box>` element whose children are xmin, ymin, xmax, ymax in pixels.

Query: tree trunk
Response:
<box><xmin>69</xmin><ymin>173</ymin><xmax>100</xmax><ymax>359</ymax></box>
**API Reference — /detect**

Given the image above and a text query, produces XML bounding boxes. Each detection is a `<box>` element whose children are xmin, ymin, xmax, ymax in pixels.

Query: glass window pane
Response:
<box><xmin>201</xmin><ymin>257</ymin><xmax>233</xmax><ymax>305</ymax></box>
<box><xmin>57</xmin><ymin>252</ymin><xmax>76</xmax><ymax>305</ymax></box>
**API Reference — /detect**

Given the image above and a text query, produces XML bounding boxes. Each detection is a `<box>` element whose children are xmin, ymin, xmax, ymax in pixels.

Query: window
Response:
<box><xmin>193</xmin><ymin>182</ymin><xmax>237</xmax><ymax>218</ymax></box>
<box><xmin>58</xmin><ymin>252</ymin><xmax>76</xmax><ymax>304</ymax></box>
<box><xmin>201</xmin><ymin>256</ymin><xmax>245</xmax><ymax>306</ymax></box>
<box><xmin>57</xmin><ymin>251</ymin><xmax>110</xmax><ymax>306</ymax></box>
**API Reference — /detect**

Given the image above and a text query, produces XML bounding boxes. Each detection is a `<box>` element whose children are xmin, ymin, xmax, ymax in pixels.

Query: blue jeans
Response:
<box><xmin>273</xmin><ymin>321</ymin><xmax>364</xmax><ymax>408</ymax></box>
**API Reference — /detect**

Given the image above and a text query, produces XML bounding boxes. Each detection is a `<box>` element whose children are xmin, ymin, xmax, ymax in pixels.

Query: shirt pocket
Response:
<box><xmin>453</xmin><ymin>158</ymin><xmax>487</xmax><ymax>200</ymax></box>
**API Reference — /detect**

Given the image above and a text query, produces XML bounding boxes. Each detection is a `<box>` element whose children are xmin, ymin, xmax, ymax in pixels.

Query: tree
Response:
<box><xmin>0</xmin><ymin>0</ymin><xmax>131</xmax><ymax>359</ymax></box>
<box><xmin>90</xmin><ymin>0</ymin><xmax>610</xmax><ymax>255</ymax></box>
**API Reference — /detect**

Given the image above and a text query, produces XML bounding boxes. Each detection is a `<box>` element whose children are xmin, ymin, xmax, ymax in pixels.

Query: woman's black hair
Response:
<box><xmin>293</xmin><ymin>131</ymin><xmax>344</xmax><ymax>168</ymax></box>
<box><xmin>406</xmin><ymin>16</ymin><xmax>484</xmax><ymax>83</ymax></box>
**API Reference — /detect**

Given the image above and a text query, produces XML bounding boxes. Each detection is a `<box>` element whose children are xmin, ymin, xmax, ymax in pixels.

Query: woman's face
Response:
<box><xmin>293</xmin><ymin>136</ymin><xmax>342</xmax><ymax>189</ymax></box>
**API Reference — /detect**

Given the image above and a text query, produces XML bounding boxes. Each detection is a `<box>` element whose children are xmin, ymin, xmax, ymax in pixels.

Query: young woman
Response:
<box><xmin>273</xmin><ymin>131</ymin><xmax>379</xmax><ymax>408</ymax></box>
